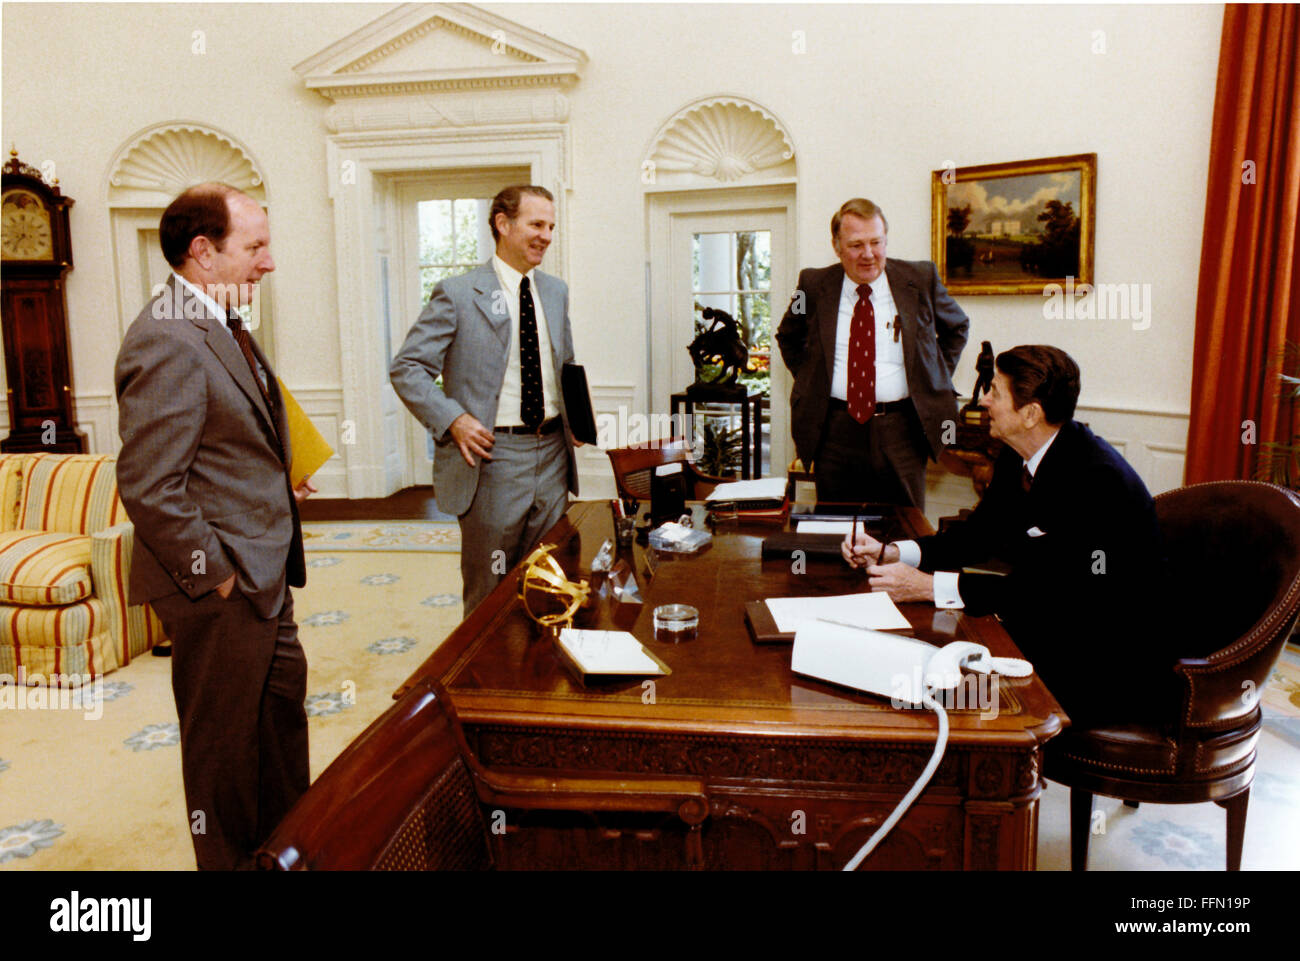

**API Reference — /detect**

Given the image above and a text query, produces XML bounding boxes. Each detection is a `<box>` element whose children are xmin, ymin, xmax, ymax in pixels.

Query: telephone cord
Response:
<box><xmin>842</xmin><ymin>691</ymin><xmax>949</xmax><ymax>871</ymax></box>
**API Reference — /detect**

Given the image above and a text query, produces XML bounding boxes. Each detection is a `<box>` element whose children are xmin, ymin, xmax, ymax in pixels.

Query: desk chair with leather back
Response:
<box><xmin>256</xmin><ymin>679</ymin><xmax>709</xmax><ymax>870</ymax></box>
<box><xmin>606</xmin><ymin>437</ymin><xmax>725</xmax><ymax>505</ymax></box>
<box><xmin>1043</xmin><ymin>481</ymin><xmax>1300</xmax><ymax>870</ymax></box>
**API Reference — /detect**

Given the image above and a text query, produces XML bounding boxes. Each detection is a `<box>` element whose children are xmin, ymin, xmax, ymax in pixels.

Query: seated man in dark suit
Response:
<box><xmin>843</xmin><ymin>344</ymin><xmax>1167</xmax><ymax>723</ymax></box>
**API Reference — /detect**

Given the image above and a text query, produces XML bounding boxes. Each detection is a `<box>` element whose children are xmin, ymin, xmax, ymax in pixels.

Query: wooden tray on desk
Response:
<box><xmin>744</xmin><ymin>599</ymin><xmax>795</xmax><ymax>644</ymax></box>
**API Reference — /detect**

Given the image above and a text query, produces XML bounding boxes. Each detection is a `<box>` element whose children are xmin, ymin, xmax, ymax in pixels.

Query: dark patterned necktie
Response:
<box><xmin>846</xmin><ymin>283</ymin><xmax>876</xmax><ymax>423</ymax></box>
<box><xmin>226</xmin><ymin>313</ymin><xmax>270</xmax><ymax>405</ymax></box>
<box><xmin>227</xmin><ymin>313</ymin><xmax>285</xmax><ymax>463</ymax></box>
<box><xmin>518</xmin><ymin>277</ymin><xmax>544</xmax><ymax>428</ymax></box>
<box><xmin>1021</xmin><ymin>465</ymin><xmax>1034</xmax><ymax>493</ymax></box>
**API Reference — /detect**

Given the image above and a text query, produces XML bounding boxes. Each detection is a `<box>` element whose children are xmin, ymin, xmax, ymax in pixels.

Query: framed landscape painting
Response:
<box><xmin>931</xmin><ymin>153</ymin><xmax>1096</xmax><ymax>295</ymax></box>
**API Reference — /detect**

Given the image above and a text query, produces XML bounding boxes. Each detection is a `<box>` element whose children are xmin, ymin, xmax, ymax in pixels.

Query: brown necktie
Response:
<box><xmin>227</xmin><ymin>313</ymin><xmax>286</xmax><ymax>462</ymax></box>
<box><xmin>1021</xmin><ymin>465</ymin><xmax>1034</xmax><ymax>493</ymax></box>
<box><xmin>227</xmin><ymin>314</ymin><xmax>271</xmax><ymax>406</ymax></box>
<box><xmin>846</xmin><ymin>283</ymin><xmax>876</xmax><ymax>423</ymax></box>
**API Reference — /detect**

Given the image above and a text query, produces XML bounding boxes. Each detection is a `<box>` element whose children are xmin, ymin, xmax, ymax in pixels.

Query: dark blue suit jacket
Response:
<box><xmin>915</xmin><ymin>420</ymin><xmax>1167</xmax><ymax>721</ymax></box>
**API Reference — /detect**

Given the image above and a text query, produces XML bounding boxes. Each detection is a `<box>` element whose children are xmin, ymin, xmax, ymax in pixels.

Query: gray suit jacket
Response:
<box><xmin>115</xmin><ymin>275</ymin><xmax>304</xmax><ymax>620</ymax></box>
<box><xmin>774</xmin><ymin>259</ymin><xmax>969</xmax><ymax>468</ymax></box>
<box><xmin>389</xmin><ymin>262</ymin><xmax>578</xmax><ymax>517</ymax></box>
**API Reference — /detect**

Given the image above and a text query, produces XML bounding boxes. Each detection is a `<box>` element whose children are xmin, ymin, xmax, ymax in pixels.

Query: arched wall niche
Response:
<box><xmin>106</xmin><ymin>121</ymin><xmax>267</xmax><ymax>207</ymax></box>
<box><xmin>642</xmin><ymin>95</ymin><xmax>797</xmax><ymax>188</ymax></box>
<box><xmin>104</xmin><ymin>122</ymin><xmax>275</xmax><ymax>363</ymax></box>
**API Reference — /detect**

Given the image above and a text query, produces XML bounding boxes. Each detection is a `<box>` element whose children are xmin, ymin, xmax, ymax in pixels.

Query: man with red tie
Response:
<box><xmin>776</xmin><ymin>198</ymin><xmax>969</xmax><ymax>508</ymax></box>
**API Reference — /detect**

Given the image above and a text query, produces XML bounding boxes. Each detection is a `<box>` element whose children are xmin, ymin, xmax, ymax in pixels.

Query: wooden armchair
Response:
<box><xmin>605</xmin><ymin>437</ymin><xmax>725</xmax><ymax>505</ymax></box>
<box><xmin>256</xmin><ymin>679</ymin><xmax>709</xmax><ymax>870</ymax></box>
<box><xmin>1042</xmin><ymin>481</ymin><xmax>1300</xmax><ymax>870</ymax></box>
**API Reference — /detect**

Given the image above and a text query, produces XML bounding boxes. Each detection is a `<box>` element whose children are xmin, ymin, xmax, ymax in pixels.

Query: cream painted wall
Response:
<box><xmin>501</xmin><ymin>1</ymin><xmax>1219</xmax><ymax>432</ymax></box>
<box><xmin>1</xmin><ymin>2</ymin><xmax>381</xmax><ymax>431</ymax></box>
<box><xmin>1</xmin><ymin>3</ymin><xmax>1221</xmax><ymax>493</ymax></box>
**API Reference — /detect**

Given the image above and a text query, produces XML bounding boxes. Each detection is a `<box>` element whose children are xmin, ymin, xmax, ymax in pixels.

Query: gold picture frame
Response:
<box><xmin>931</xmin><ymin>153</ymin><xmax>1096</xmax><ymax>295</ymax></box>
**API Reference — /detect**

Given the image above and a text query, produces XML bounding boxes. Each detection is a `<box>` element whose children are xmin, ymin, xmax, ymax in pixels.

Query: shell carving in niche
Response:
<box><xmin>110</xmin><ymin>127</ymin><xmax>263</xmax><ymax>197</ymax></box>
<box><xmin>649</xmin><ymin>99</ymin><xmax>795</xmax><ymax>183</ymax></box>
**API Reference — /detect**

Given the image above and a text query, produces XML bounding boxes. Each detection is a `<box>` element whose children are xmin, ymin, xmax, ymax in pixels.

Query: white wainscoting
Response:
<box><xmin>925</xmin><ymin>401</ymin><xmax>1190</xmax><ymax>530</ymax></box>
<box><xmin>53</xmin><ymin>382</ymin><xmax>1177</xmax><ymax>511</ymax></box>
<box><xmin>0</xmin><ymin>392</ymin><xmax>117</xmax><ymax>456</ymax></box>
<box><xmin>577</xmin><ymin>398</ymin><xmax>1192</xmax><ymax>531</ymax></box>
<box><xmin>579</xmin><ymin>381</ymin><xmax>638</xmax><ymax>501</ymax></box>
<box><xmin>1074</xmin><ymin>403</ymin><xmax>1190</xmax><ymax>496</ymax></box>
<box><xmin>15</xmin><ymin>388</ymin><xmax>351</xmax><ymax>499</ymax></box>
<box><xmin>282</xmin><ymin>387</ymin><xmax>348</xmax><ymax>499</ymax></box>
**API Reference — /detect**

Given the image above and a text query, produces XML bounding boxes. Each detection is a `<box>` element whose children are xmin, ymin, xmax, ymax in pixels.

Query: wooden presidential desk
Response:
<box><xmin>396</xmin><ymin>501</ymin><xmax>1068</xmax><ymax>870</ymax></box>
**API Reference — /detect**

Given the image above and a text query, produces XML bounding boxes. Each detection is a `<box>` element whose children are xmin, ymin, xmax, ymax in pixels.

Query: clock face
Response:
<box><xmin>2</xmin><ymin>189</ymin><xmax>54</xmax><ymax>261</ymax></box>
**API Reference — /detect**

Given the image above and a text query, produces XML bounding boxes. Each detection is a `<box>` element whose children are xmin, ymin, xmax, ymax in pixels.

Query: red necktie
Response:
<box><xmin>846</xmin><ymin>283</ymin><xmax>876</xmax><ymax>423</ymax></box>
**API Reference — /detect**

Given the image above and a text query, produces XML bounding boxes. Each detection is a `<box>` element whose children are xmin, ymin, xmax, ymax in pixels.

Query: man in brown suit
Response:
<box><xmin>776</xmin><ymin>198</ymin><xmax>969</xmax><ymax>509</ymax></box>
<box><xmin>115</xmin><ymin>183</ymin><xmax>315</xmax><ymax>869</ymax></box>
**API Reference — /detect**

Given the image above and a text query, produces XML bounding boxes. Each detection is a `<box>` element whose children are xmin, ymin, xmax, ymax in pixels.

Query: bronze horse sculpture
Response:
<box><xmin>688</xmin><ymin>307</ymin><xmax>749</xmax><ymax>387</ymax></box>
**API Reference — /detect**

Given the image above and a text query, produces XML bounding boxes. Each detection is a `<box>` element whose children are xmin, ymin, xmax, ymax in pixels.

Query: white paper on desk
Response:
<box><xmin>795</xmin><ymin>520</ymin><xmax>855</xmax><ymax>535</ymax></box>
<box><xmin>792</xmin><ymin>622</ymin><xmax>938</xmax><ymax>704</ymax></box>
<box><xmin>557</xmin><ymin>629</ymin><xmax>665</xmax><ymax>675</ymax></box>
<box><xmin>765</xmin><ymin>592</ymin><xmax>911</xmax><ymax>634</ymax></box>
<box><xmin>705</xmin><ymin>477</ymin><xmax>788</xmax><ymax>502</ymax></box>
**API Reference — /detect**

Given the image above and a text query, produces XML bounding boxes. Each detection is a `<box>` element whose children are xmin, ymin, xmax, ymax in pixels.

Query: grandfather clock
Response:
<box><xmin>0</xmin><ymin>148</ymin><xmax>85</xmax><ymax>452</ymax></box>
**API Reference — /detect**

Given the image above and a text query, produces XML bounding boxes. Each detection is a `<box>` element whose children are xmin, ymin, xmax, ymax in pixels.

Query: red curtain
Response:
<box><xmin>1185</xmin><ymin>4</ymin><xmax>1300</xmax><ymax>484</ymax></box>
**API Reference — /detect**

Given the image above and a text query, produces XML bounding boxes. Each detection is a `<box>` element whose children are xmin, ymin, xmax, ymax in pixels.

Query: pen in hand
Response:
<box><xmin>853</xmin><ymin>505</ymin><xmax>868</xmax><ymax>574</ymax></box>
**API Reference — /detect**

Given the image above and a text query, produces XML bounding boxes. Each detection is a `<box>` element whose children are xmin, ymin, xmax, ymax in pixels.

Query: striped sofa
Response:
<box><xmin>0</xmin><ymin>453</ymin><xmax>166</xmax><ymax>681</ymax></box>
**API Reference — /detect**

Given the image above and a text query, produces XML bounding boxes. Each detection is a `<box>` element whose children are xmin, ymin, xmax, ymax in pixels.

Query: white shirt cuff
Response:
<box><xmin>894</xmin><ymin>539</ymin><xmax>922</xmax><ymax>568</ymax></box>
<box><xmin>932</xmin><ymin>571</ymin><xmax>965</xmax><ymax>609</ymax></box>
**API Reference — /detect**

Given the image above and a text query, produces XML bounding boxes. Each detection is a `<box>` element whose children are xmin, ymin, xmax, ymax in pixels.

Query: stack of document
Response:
<box><xmin>793</xmin><ymin>520</ymin><xmax>855</xmax><ymax>535</ymax></box>
<box><xmin>765</xmin><ymin>592</ymin><xmax>911</xmax><ymax>634</ymax></box>
<box><xmin>706</xmin><ymin>477</ymin><xmax>789</xmax><ymax>522</ymax></box>
<box><xmin>706</xmin><ymin>477</ymin><xmax>788</xmax><ymax>507</ymax></box>
<box><xmin>745</xmin><ymin>592</ymin><xmax>911</xmax><ymax>644</ymax></box>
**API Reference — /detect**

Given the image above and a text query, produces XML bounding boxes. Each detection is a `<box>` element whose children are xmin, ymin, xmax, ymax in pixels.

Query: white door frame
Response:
<box><xmin>326</xmin><ymin>129</ymin><xmax>567</xmax><ymax>498</ymax></box>
<box><xmin>646</xmin><ymin>183</ymin><xmax>796</xmax><ymax>473</ymax></box>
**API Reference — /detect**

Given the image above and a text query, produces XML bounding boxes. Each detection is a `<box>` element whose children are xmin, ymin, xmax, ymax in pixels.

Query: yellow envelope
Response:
<box><xmin>277</xmin><ymin>378</ymin><xmax>334</xmax><ymax>487</ymax></box>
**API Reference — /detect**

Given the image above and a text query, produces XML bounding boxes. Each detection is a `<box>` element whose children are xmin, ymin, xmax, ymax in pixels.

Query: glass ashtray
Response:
<box><xmin>652</xmin><ymin>603</ymin><xmax>699</xmax><ymax>643</ymax></box>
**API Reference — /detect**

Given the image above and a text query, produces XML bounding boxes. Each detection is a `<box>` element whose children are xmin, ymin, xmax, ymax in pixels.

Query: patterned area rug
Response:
<box><xmin>4</xmin><ymin>544</ymin><xmax>1298</xmax><ymax>870</ymax></box>
<box><xmin>0</xmin><ymin>549</ymin><xmax>463</xmax><ymax>870</ymax></box>
<box><xmin>1261</xmin><ymin>642</ymin><xmax>1300</xmax><ymax>750</ymax></box>
<box><xmin>302</xmin><ymin>521</ymin><xmax>460</xmax><ymax>552</ymax></box>
<box><xmin>1037</xmin><ymin>641</ymin><xmax>1300</xmax><ymax>870</ymax></box>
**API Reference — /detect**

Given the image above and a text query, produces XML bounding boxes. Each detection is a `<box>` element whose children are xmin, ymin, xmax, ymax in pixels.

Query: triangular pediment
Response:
<box><xmin>294</xmin><ymin>2</ymin><xmax>585</xmax><ymax>98</ymax></box>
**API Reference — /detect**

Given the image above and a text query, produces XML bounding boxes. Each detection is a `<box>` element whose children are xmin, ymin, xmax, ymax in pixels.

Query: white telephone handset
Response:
<box><xmin>924</xmin><ymin>641</ymin><xmax>1032</xmax><ymax>692</ymax></box>
<box><xmin>790</xmin><ymin>626</ymin><xmax>1033</xmax><ymax>870</ymax></box>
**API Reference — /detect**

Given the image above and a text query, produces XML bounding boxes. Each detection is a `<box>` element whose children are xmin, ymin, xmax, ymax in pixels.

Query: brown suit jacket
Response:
<box><xmin>775</xmin><ymin>259</ymin><xmax>969</xmax><ymax>469</ymax></box>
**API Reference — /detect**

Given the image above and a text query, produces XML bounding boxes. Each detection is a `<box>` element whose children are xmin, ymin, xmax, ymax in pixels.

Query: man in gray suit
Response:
<box><xmin>776</xmin><ymin>198</ymin><xmax>969</xmax><ymax>509</ymax></box>
<box><xmin>115</xmin><ymin>183</ymin><xmax>316</xmax><ymax>870</ymax></box>
<box><xmin>391</xmin><ymin>185</ymin><xmax>579</xmax><ymax>613</ymax></box>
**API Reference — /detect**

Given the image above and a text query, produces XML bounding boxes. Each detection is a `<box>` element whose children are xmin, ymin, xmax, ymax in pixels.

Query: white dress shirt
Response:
<box><xmin>830</xmin><ymin>272</ymin><xmax>906</xmax><ymax>403</ymax></box>
<box><xmin>491</xmin><ymin>255</ymin><xmax>560</xmax><ymax>427</ymax></box>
